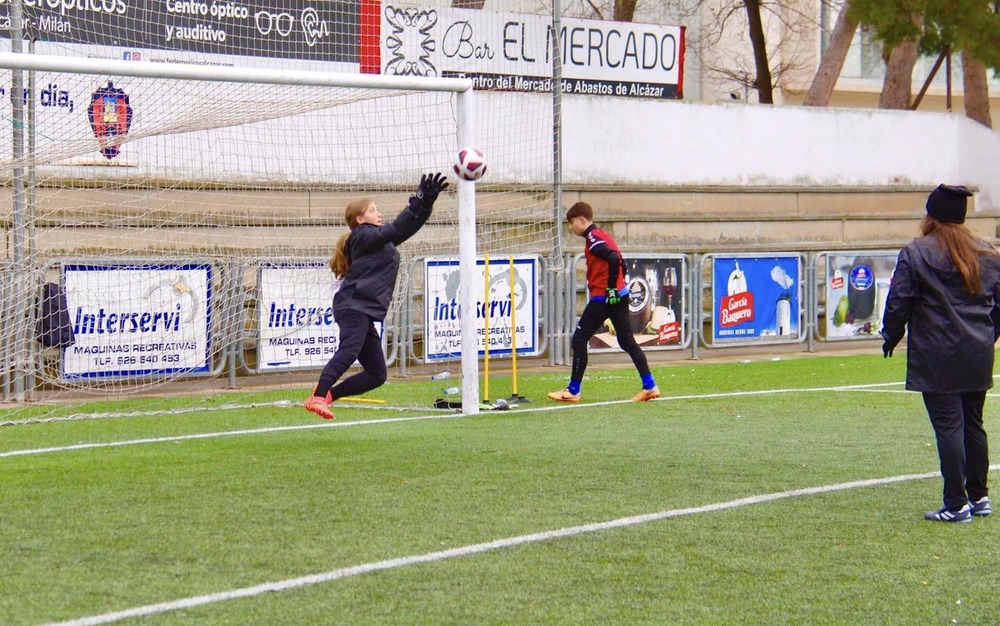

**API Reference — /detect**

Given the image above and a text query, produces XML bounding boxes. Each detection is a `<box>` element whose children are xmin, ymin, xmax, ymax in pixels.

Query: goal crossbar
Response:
<box><xmin>0</xmin><ymin>52</ymin><xmax>474</xmax><ymax>93</ymax></box>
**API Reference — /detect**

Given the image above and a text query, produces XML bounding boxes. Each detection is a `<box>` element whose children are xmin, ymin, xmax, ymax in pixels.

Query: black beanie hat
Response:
<box><xmin>926</xmin><ymin>184</ymin><xmax>973</xmax><ymax>224</ymax></box>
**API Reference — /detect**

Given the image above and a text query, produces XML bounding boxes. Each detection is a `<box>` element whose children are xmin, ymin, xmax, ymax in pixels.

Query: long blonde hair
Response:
<box><xmin>920</xmin><ymin>215</ymin><xmax>1000</xmax><ymax>295</ymax></box>
<box><xmin>329</xmin><ymin>199</ymin><xmax>373</xmax><ymax>278</ymax></box>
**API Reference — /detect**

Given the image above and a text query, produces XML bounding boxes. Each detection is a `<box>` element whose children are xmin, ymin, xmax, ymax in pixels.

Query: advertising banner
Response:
<box><xmin>0</xmin><ymin>1</ymin><xmax>358</xmax><ymax>63</ymax></box>
<box><xmin>62</xmin><ymin>263</ymin><xmax>211</xmax><ymax>378</ymax></box>
<box><xmin>588</xmin><ymin>255</ymin><xmax>685</xmax><ymax>351</ymax></box>
<box><xmin>256</xmin><ymin>263</ymin><xmax>385</xmax><ymax>372</ymax></box>
<box><xmin>424</xmin><ymin>256</ymin><xmax>538</xmax><ymax>361</ymax></box>
<box><xmin>378</xmin><ymin>4</ymin><xmax>684</xmax><ymax>99</ymax></box>
<box><xmin>823</xmin><ymin>251</ymin><xmax>898</xmax><ymax>340</ymax></box>
<box><xmin>712</xmin><ymin>255</ymin><xmax>801</xmax><ymax>342</ymax></box>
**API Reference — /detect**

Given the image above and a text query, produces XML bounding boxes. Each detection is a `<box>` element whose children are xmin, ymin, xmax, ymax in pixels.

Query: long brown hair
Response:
<box><xmin>920</xmin><ymin>215</ymin><xmax>1000</xmax><ymax>295</ymax></box>
<box><xmin>329</xmin><ymin>199</ymin><xmax>373</xmax><ymax>278</ymax></box>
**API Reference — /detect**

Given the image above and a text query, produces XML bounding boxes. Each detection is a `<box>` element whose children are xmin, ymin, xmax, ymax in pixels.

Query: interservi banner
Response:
<box><xmin>369</xmin><ymin>3</ymin><xmax>685</xmax><ymax>99</ymax></box>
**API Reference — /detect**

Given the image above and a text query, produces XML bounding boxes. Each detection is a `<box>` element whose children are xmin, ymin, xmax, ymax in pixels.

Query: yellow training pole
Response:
<box><xmin>505</xmin><ymin>257</ymin><xmax>529</xmax><ymax>403</ymax></box>
<box><xmin>483</xmin><ymin>253</ymin><xmax>490</xmax><ymax>403</ymax></box>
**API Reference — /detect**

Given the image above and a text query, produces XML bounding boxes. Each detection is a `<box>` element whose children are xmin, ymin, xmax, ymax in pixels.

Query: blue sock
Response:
<box><xmin>641</xmin><ymin>374</ymin><xmax>656</xmax><ymax>390</ymax></box>
<box><xmin>567</xmin><ymin>380</ymin><xmax>582</xmax><ymax>395</ymax></box>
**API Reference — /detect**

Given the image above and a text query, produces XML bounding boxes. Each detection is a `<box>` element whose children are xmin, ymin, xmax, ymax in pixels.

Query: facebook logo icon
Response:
<box><xmin>122</xmin><ymin>51</ymin><xmax>142</xmax><ymax>61</ymax></box>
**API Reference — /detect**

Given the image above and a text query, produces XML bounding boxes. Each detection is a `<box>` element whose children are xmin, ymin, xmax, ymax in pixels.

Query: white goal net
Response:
<box><xmin>0</xmin><ymin>0</ymin><xmax>560</xmax><ymax>422</ymax></box>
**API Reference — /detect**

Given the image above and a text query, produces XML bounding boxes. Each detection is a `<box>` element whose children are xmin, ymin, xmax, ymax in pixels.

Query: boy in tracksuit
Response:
<box><xmin>548</xmin><ymin>201</ymin><xmax>659</xmax><ymax>403</ymax></box>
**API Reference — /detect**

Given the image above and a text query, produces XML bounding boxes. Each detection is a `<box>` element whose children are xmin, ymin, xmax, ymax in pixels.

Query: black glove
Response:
<box><xmin>415</xmin><ymin>172</ymin><xmax>449</xmax><ymax>210</ymax></box>
<box><xmin>880</xmin><ymin>330</ymin><xmax>901</xmax><ymax>359</ymax></box>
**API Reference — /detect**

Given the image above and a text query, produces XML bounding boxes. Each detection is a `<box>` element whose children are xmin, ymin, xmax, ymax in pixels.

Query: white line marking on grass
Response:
<box><xmin>46</xmin><ymin>465</ymin><xmax>999</xmax><ymax>626</ymax></box>
<box><xmin>0</xmin><ymin>380</ymin><xmax>912</xmax><ymax>460</ymax></box>
<box><xmin>0</xmin><ymin>401</ymin><xmax>434</xmax><ymax>427</ymax></box>
<box><xmin>0</xmin><ymin>413</ymin><xmax>465</xmax><ymax>459</ymax></box>
<box><xmin>525</xmin><ymin>381</ymin><xmax>909</xmax><ymax>412</ymax></box>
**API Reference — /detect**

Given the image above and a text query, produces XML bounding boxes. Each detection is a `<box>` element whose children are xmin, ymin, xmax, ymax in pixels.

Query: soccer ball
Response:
<box><xmin>454</xmin><ymin>146</ymin><xmax>487</xmax><ymax>181</ymax></box>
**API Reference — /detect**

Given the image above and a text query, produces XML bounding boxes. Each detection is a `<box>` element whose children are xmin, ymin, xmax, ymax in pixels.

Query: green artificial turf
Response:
<box><xmin>2</xmin><ymin>353</ymin><xmax>999</xmax><ymax>625</ymax></box>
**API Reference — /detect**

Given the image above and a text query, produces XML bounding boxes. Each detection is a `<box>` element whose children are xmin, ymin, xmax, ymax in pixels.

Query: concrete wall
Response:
<box><xmin>562</xmin><ymin>98</ymin><xmax>1000</xmax><ymax>211</ymax></box>
<box><xmin>5</xmin><ymin>96</ymin><xmax>1000</xmax><ymax>257</ymax></box>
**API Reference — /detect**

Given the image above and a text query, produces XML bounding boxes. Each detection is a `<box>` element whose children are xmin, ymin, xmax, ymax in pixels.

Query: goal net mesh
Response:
<box><xmin>0</xmin><ymin>1</ymin><xmax>558</xmax><ymax>423</ymax></box>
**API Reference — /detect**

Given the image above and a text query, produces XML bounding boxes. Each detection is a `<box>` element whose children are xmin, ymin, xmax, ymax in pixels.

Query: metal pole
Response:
<box><xmin>550</xmin><ymin>0</ymin><xmax>565</xmax><ymax>366</ymax></box>
<box><xmin>24</xmin><ymin>36</ymin><xmax>37</xmax><ymax>399</ymax></box>
<box><xmin>551</xmin><ymin>0</ymin><xmax>564</xmax><ymax>256</ymax></box>
<box><xmin>945</xmin><ymin>45</ymin><xmax>952</xmax><ymax>112</ymax></box>
<box><xmin>690</xmin><ymin>254</ymin><xmax>705</xmax><ymax>360</ymax></box>
<box><xmin>9</xmin><ymin>0</ymin><xmax>29</xmax><ymax>399</ymax></box>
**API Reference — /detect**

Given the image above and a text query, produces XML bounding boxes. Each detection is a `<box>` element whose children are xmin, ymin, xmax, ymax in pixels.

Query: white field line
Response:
<box><xmin>0</xmin><ymin>381</ymin><xmax>908</xmax><ymax>460</ymax></box>
<box><xmin>0</xmin><ymin>400</ymin><xmax>433</xmax><ymax>427</ymax></box>
<box><xmin>0</xmin><ymin>412</ymin><xmax>466</xmax><ymax>459</ymax></box>
<box><xmin>45</xmin><ymin>465</ymin><xmax>1000</xmax><ymax>626</ymax></box>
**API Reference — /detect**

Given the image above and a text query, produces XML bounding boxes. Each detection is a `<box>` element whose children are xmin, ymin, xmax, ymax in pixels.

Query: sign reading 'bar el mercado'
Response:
<box><xmin>374</xmin><ymin>4</ymin><xmax>685</xmax><ymax>99</ymax></box>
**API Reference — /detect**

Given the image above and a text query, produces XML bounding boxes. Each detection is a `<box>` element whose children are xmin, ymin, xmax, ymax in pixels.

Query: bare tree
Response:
<box><xmin>613</xmin><ymin>0</ymin><xmax>637</xmax><ymax>22</ymax></box>
<box><xmin>804</xmin><ymin>1</ymin><xmax>858</xmax><ymax>106</ymax></box>
<box><xmin>681</xmin><ymin>0</ymin><xmax>818</xmax><ymax>103</ymax></box>
<box><xmin>745</xmin><ymin>0</ymin><xmax>774</xmax><ymax>103</ymax></box>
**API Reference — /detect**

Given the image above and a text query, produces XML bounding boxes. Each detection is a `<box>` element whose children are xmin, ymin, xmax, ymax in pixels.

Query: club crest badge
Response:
<box><xmin>88</xmin><ymin>81</ymin><xmax>132</xmax><ymax>160</ymax></box>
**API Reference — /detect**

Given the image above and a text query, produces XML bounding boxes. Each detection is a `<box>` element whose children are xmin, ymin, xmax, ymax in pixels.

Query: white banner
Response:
<box><xmin>62</xmin><ymin>263</ymin><xmax>211</xmax><ymax>379</ymax></box>
<box><xmin>823</xmin><ymin>252</ymin><xmax>897</xmax><ymax>341</ymax></box>
<box><xmin>257</xmin><ymin>263</ymin><xmax>384</xmax><ymax>372</ymax></box>
<box><xmin>424</xmin><ymin>256</ymin><xmax>539</xmax><ymax>361</ymax></box>
<box><xmin>381</xmin><ymin>4</ymin><xmax>684</xmax><ymax>99</ymax></box>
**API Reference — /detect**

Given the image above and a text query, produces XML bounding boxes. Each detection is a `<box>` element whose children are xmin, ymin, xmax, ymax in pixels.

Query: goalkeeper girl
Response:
<box><xmin>304</xmin><ymin>173</ymin><xmax>449</xmax><ymax>419</ymax></box>
<box><xmin>548</xmin><ymin>201</ymin><xmax>659</xmax><ymax>403</ymax></box>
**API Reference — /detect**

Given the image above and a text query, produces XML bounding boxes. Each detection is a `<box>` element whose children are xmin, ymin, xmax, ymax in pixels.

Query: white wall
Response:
<box><xmin>11</xmin><ymin>69</ymin><xmax>999</xmax><ymax>212</ymax></box>
<box><xmin>561</xmin><ymin>97</ymin><xmax>1000</xmax><ymax>210</ymax></box>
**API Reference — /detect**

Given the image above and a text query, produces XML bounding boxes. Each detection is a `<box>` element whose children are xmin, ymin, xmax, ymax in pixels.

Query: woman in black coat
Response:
<box><xmin>881</xmin><ymin>184</ymin><xmax>1000</xmax><ymax>522</ymax></box>
<box><xmin>304</xmin><ymin>173</ymin><xmax>448</xmax><ymax>420</ymax></box>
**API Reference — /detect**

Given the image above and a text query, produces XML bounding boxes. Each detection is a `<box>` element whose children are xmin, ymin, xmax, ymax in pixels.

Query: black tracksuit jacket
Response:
<box><xmin>333</xmin><ymin>197</ymin><xmax>429</xmax><ymax>322</ymax></box>
<box><xmin>882</xmin><ymin>234</ymin><xmax>1000</xmax><ymax>393</ymax></box>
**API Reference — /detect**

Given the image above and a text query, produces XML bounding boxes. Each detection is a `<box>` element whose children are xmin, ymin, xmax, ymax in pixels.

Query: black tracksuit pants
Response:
<box><xmin>315</xmin><ymin>309</ymin><xmax>387</xmax><ymax>400</ymax></box>
<box><xmin>922</xmin><ymin>391</ymin><xmax>990</xmax><ymax>511</ymax></box>
<box><xmin>570</xmin><ymin>299</ymin><xmax>652</xmax><ymax>383</ymax></box>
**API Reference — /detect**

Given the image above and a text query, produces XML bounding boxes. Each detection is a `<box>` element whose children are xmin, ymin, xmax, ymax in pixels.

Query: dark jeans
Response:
<box><xmin>570</xmin><ymin>298</ymin><xmax>651</xmax><ymax>383</ymax></box>
<box><xmin>922</xmin><ymin>391</ymin><xmax>990</xmax><ymax>511</ymax></box>
<box><xmin>314</xmin><ymin>310</ymin><xmax>387</xmax><ymax>400</ymax></box>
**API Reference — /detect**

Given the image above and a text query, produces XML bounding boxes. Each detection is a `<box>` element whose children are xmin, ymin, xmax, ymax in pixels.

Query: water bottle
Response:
<box><xmin>442</xmin><ymin>387</ymin><xmax>461</xmax><ymax>396</ymax></box>
<box><xmin>431</xmin><ymin>371</ymin><xmax>451</xmax><ymax>381</ymax></box>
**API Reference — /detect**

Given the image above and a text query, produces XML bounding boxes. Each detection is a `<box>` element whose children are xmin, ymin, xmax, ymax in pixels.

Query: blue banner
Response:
<box><xmin>712</xmin><ymin>255</ymin><xmax>799</xmax><ymax>342</ymax></box>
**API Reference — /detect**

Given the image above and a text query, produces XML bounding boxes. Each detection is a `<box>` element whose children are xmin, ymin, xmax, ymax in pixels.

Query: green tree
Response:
<box><xmin>849</xmin><ymin>0</ymin><xmax>1000</xmax><ymax>126</ymax></box>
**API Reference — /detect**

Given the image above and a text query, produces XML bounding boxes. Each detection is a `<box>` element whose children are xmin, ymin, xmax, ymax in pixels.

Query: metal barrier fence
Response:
<box><xmin>0</xmin><ymin>248</ymin><xmax>899</xmax><ymax>400</ymax></box>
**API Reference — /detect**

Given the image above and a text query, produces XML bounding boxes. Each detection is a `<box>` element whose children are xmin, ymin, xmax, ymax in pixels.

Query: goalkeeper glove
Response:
<box><xmin>606</xmin><ymin>288</ymin><xmax>621</xmax><ymax>306</ymax></box>
<box><xmin>415</xmin><ymin>172</ymin><xmax>449</xmax><ymax>210</ymax></box>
